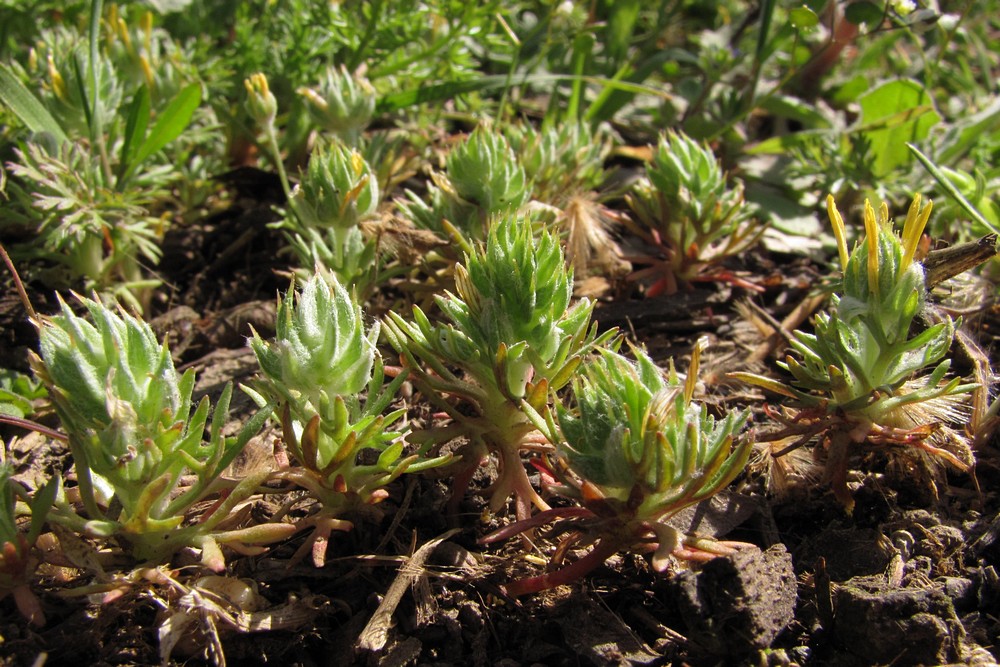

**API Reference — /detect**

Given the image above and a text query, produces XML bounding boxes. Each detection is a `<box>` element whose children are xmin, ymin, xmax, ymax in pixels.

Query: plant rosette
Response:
<box><xmin>384</xmin><ymin>215</ymin><xmax>616</xmax><ymax>521</ymax></box>
<box><xmin>482</xmin><ymin>339</ymin><xmax>753</xmax><ymax>596</ymax></box>
<box><xmin>624</xmin><ymin>130</ymin><xmax>764</xmax><ymax>296</ymax></box>
<box><xmin>31</xmin><ymin>293</ymin><xmax>289</xmax><ymax>571</ymax></box>
<box><xmin>248</xmin><ymin>273</ymin><xmax>451</xmax><ymax>566</ymax></box>
<box><xmin>734</xmin><ymin>195</ymin><xmax>977</xmax><ymax>510</ymax></box>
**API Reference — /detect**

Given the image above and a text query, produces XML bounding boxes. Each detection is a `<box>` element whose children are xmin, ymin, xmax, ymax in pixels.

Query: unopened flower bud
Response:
<box><xmin>244</xmin><ymin>72</ymin><xmax>277</xmax><ymax>127</ymax></box>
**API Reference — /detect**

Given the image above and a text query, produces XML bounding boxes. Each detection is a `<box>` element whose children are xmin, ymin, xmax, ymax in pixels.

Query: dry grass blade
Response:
<box><xmin>355</xmin><ymin>527</ymin><xmax>461</xmax><ymax>652</ymax></box>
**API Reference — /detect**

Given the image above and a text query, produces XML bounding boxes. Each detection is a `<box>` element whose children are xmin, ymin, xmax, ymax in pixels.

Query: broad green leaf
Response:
<box><xmin>789</xmin><ymin>6</ymin><xmax>820</xmax><ymax>29</ymax></box>
<box><xmin>0</xmin><ymin>65</ymin><xmax>68</xmax><ymax>144</ymax></box>
<box><xmin>844</xmin><ymin>1</ymin><xmax>884</xmax><ymax>26</ymax></box>
<box><xmin>133</xmin><ymin>83</ymin><xmax>201</xmax><ymax>167</ymax></box>
<box><xmin>858</xmin><ymin>79</ymin><xmax>939</xmax><ymax>177</ymax></box>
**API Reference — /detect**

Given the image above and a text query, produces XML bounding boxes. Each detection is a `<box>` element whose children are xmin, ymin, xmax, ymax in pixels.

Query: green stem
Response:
<box><xmin>264</xmin><ymin>124</ymin><xmax>293</xmax><ymax>204</ymax></box>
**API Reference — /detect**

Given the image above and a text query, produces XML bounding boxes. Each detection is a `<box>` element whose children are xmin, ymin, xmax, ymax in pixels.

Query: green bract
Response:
<box><xmin>279</xmin><ymin>141</ymin><xmax>381</xmax><ymax>291</ymax></box>
<box><xmin>31</xmin><ymin>293</ymin><xmax>283</xmax><ymax>569</ymax></box>
<box><xmin>290</xmin><ymin>142</ymin><xmax>379</xmax><ymax>231</ymax></box>
<box><xmin>626</xmin><ymin>130</ymin><xmax>763</xmax><ymax>295</ymax></box>
<box><xmin>36</xmin><ymin>294</ymin><xmax>182</xmax><ymax>482</ymax></box>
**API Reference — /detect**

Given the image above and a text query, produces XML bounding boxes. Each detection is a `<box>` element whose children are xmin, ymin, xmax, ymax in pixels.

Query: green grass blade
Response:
<box><xmin>376</xmin><ymin>75</ymin><xmax>513</xmax><ymax>113</ymax></box>
<box><xmin>379</xmin><ymin>73</ymin><xmax>673</xmax><ymax>115</ymax></box>
<box><xmin>0</xmin><ymin>65</ymin><xmax>68</xmax><ymax>144</ymax></box>
<box><xmin>133</xmin><ymin>83</ymin><xmax>201</xmax><ymax>166</ymax></box>
<box><xmin>907</xmin><ymin>142</ymin><xmax>999</xmax><ymax>235</ymax></box>
<box><xmin>115</xmin><ymin>84</ymin><xmax>151</xmax><ymax>189</ymax></box>
<box><xmin>566</xmin><ymin>32</ymin><xmax>593</xmax><ymax>121</ymax></box>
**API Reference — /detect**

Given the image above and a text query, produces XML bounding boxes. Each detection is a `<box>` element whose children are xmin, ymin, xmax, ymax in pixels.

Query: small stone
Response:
<box><xmin>669</xmin><ymin>544</ymin><xmax>797</xmax><ymax>656</ymax></box>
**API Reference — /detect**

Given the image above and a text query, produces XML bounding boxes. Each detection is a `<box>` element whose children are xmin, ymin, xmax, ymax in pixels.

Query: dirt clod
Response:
<box><xmin>669</xmin><ymin>543</ymin><xmax>797</xmax><ymax>657</ymax></box>
<box><xmin>832</xmin><ymin>576</ymin><xmax>965</xmax><ymax>666</ymax></box>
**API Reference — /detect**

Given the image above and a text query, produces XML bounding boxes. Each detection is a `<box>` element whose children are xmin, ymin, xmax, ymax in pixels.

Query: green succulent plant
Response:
<box><xmin>383</xmin><ymin>214</ymin><xmax>615</xmax><ymax>521</ymax></box>
<box><xmin>735</xmin><ymin>195</ymin><xmax>976</xmax><ymax>510</ymax></box>
<box><xmin>625</xmin><ymin>130</ymin><xmax>764</xmax><ymax>295</ymax></box>
<box><xmin>398</xmin><ymin>126</ymin><xmax>529</xmax><ymax>242</ymax></box>
<box><xmin>31</xmin><ymin>293</ymin><xmax>288</xmax><ymax>570</ymax></box>
<box><xmin>290</xmin><ymin>141</ymin><xmax>379</xmax><ymax>232</ymax></box>
<box><xmin>482</xmin><ymin>339</ymin><xmax>752</xmax><ymax>596</ymax></box>
<box><xmin>280</xmin><ymin>141</ymin><xmax>382</xmax><ymax>289</ymax></box>
<box><xmin>505</xmin><ymin>120</ymin><xmax>610</xmax><ymax>201</ymax></box>
<box><xmin>248</xmin><ymin>273</ymin><xmax>451</xmax><ymax>566</ymax></box>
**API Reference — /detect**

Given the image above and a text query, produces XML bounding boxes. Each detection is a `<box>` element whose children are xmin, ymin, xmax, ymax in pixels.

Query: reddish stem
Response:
<box><xmin>479</xmin><ymin>507</ymin><xmax>594</xmax><ymax>545</ymax></box>
<box><xmin>502</xmin><ymin>538</ymin><xmax>622</xmax><ymax>597</ymax></box>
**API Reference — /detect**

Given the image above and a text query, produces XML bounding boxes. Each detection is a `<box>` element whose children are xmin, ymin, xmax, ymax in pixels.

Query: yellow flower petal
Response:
<box><xmin>900</xmin><ymin>195</ymin><xmax>932</xmax><ymax>273</ymax></box>
<box><xmin>826</xmin><ymin>195</ymin><xmax>850</xmax><ymax>271</ymax></box>
<box><xmin>863</xmin><ymin>199</ymin><xmax>879</xmax><ymax>296</ymax></box>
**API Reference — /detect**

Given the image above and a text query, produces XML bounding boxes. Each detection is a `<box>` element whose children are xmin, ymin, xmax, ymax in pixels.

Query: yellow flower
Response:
<box><xmin>900</xmin><ymin>194</ymin><xmax>933</xmax><ymax>275</ymax></box>
<box><xmin>244</xmin><ymin>72</ymin><xmax>277</xmax><ymax>126</ymax></box>
<box><xmin>863</xmin><ymin>199</ymin><xmax>882</xmax><ymax>296</ymax></box>
<box><xmin>825</xmin><ymin>193</ymin><xmax>933</xmax><ymax>295</ymax></box>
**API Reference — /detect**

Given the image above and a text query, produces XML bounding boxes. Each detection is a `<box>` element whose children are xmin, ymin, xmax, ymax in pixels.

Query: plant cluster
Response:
<box><xmin>30</xmin><ymin>293</ymin><xmax>290</xmax><ymax>570</ymax></box>
<box><xmin>484</xmin><ymin>338</ymin><xmax>753</xmax><ymax>596</ymax></box>
<box><xmin>247</xmin><ymin>273</ymin><xmax>450</xmax><ymax>566</ymax></box>
<box><xmin>0</xmin><ymin>0</ymin><xmax>996</xmax><ymax>662</ymax></box>
<box><xmin>384</xmin><ymin>215</ymin><xmax>615</xmax><ymax>520</ymax></box>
